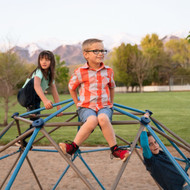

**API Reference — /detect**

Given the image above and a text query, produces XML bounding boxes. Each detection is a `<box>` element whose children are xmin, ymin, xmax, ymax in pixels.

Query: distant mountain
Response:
<box><xmin>53</xmin><ymin>44</ymin><xmax>86</xmax><ymax>65</ymax></box>
<box><xmin>11</xmin><ymin>43</ymin><xmax>85</xmax><ymax>65</ymax></box>
<box><xmin>10</xmin><ymin>34</ymin><xmax>183</xmax><ymax>65</ymax></box>
<box><xmin>11</xmin><ymin>43</ymin><xmax>43</xmax><ymax>64</ymax></box>
<box><xmin>161</xmin><ymin>35</ymin><xmax>180</xmax><ymax>44</ymax></box>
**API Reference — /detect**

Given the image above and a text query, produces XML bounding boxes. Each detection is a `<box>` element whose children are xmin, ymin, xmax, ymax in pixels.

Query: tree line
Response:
<box><xmin>105</xmin><ymin>33</ymin><xmax>190</xmax><ymax>92</ymax></box>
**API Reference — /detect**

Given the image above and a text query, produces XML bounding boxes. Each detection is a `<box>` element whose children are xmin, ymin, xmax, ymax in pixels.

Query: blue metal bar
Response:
<box><xmin>151</xmin><ymin>119</ymin><xmax>189</xmax><ymax>163</ymax></box>
<box><xmin>114</xmin><ymin>103</ymin><xmax>145</xmax><ymax>114</ymax></box>
<box><xmin>31</xmin><ymin>148</ymin><xmax>58</xmax><ymax>153</ymax></box>
<box><xmin>43</xmin><ymin>101</ymin><xmax>74</xmax><ymax>123</ymax></box>
<box><xmin>113</xmin><ymin>106</ymin><xmax>141</xmax><ymax>121</ymax></box>
<box><xmin>146</xmin><ymin>124</ymin><xmax>190</xmax><ymax>185</ymax></box>
<box><xmin>20</xmin><ymin>98</ymin><xmax>73</xmax><ymax>117</ymax></box>
<box><xmin>77</xmin><ymin>150</ymin><xmax>105</xmax><ymax>190</ymax></box>
<box><xmin>52</xmin><ymin>154</ymin><xmax>78</xmax><ymax>190</ymax></box>
<box><xmin>5</xmin><ymin>127</ymin><xmax>41</xmax><ymax>190</ymax></box>
<box><xmin>0</xmin><ymin>149</ymin><xmax>21</xmax><ymax>160</ymax></box>
<box><xmin>0</xmin><ymin>121</ymin><xmax>14</xmax><ymax>139</ymax></box>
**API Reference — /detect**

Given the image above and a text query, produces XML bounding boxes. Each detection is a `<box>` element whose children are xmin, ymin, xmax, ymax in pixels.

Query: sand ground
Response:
<box><xmin>0</xmin><ymin>146</ymin><xmax>189</xmax><ymax>190</ymax></box>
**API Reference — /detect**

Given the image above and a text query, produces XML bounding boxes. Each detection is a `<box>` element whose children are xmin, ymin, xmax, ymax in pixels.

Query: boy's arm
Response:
<box><xmin>69</xmin><ymin>88</ymin><xmax>79</xmax><ymax>109</ymax></box>
<box><xmin>110</xmin><ymin>87</ymin><xmax>115</xmax><ymax>104</ymax></box>
<box><xmin>140</xmin><ymin>130</ymin><xmax>152</xmax><ymax>159</ymax></box>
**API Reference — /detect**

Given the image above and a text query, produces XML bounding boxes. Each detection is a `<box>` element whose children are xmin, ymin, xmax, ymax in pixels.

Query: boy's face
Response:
<box><xmin>148</xmin><ymin>136</ymin><xmax>160</xmax><ymax>154</ymax></box>
<box><xmin>83</xmin><ymin>42</ymin><xmax>105</xmax><ymax>65</ymax></box>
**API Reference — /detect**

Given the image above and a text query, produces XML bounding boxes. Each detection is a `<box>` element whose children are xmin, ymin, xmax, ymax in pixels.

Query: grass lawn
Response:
<box><xmin>0</xmin><ymin>91</ymin><xmax>190</xmax><ymax>146</ymax></box>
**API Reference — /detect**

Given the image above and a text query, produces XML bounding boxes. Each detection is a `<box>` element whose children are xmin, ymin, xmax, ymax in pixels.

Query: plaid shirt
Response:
<box><xmin>68</xmin><ymin>62</ymin><xmax>116</xmax><ymax>111</ymax></box>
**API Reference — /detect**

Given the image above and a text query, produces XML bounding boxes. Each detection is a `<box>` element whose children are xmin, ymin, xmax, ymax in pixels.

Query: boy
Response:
<box><xmin>59</xmin><ymin>38</ymin><xmax>130</xmax><ymax>161</ymax></box>
<box><xmin>140</xmin><ymin>128</ymin><xmax>189</xmax><ymax>190</ymax></box>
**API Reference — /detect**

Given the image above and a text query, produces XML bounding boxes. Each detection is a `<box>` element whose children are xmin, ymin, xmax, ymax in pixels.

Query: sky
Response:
<box><xmin>0</xmin><ymin>0</ymin><xmax>189</xmax><ymax>50</ymax></box>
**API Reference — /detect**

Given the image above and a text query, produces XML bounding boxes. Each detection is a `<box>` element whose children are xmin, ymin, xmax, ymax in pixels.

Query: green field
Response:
<box><xmin>0</xmin><ymin>91</ymin><xmax>190</xmax><ymax>146</ymax></box>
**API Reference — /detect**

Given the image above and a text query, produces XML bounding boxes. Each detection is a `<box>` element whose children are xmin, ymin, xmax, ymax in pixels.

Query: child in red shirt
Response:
<box><xmin>59</xmin><ymin>38</ymin><xmax>130</xmax><ymax>161</ymax></box>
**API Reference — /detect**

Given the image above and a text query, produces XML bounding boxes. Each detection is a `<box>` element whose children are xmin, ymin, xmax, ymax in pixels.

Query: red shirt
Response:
<box><xmin>68</xmin><ymin>62</ymin><xmax>116</xmax><ymax>111</ymax></box>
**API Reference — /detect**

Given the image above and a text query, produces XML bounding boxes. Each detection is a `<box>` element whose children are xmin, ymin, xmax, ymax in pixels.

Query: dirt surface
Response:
<box><xmin>0</xmin><ymin>146</ymin><xmax>189</xmax><ymax>190</ymax></box>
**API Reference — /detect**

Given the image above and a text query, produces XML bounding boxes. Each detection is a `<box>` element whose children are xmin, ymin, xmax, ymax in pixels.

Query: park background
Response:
<box><xmin>0</xmin><ymin>0</ymin><xmax>190</xmax><ymax>145</ymax></box>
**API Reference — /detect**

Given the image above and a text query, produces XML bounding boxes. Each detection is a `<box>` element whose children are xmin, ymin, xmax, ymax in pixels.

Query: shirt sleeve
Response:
<box><xmin>68</xmin><ymin>71</ymin><xmax>80</xmax><ymax>90</ymax></box>
<box><xmin>108</xmin><ymin>68</ymin><xmax>116</xmax><ymax>88</ymax></box>
<box><xmin>33</xmin><ymin>69</ymin><xmax>43</xmax><ymax>79</ymax></box>
<box><xmin>140</xmin><ymin>131</ymin><xmax>152</xmax><ymax>159</ymax></box>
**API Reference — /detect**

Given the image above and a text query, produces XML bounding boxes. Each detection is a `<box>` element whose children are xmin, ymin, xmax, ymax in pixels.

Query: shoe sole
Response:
<box><xmin>122</xmin><ymin>151</ymin><xmax>131</xmax><ymax>162</ymax></box>
<box><xmin>15</xmin><ymin>142</ymin><xmax>21</xmax><ymax>147</ymax></box>
<box><xmin>59</xmin><ymin>143</ymin><xmax>67</xmax><ymax>154</ymax></box>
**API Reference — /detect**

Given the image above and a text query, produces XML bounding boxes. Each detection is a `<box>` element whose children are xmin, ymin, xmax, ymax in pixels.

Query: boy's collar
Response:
<box><xmin>83</xmin><ymin>62</ymin><xmax>105</xmax><ymax>70</ymax></box>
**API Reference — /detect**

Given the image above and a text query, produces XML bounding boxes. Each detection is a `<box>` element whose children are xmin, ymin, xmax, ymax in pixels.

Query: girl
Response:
<box><xmin>17</xmin><ymin>50</ymin><xmax>62</xmax><ymax>147</ymax></box>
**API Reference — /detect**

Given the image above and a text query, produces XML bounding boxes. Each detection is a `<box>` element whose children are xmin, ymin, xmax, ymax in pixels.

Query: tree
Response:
<box><xmin>186</xmin><ymin>31</ymin><xmax>190</xmax><ymax>43</ymax></box>
<box><xmin>141</xmin><ymin>33</ymin><xmax>167</xmax><ymax>84</ymax></box>
<box><xmin>165</xmin><ymin>38</ymin><xmax>190</xmax><ymax>69</ymax></box>
<box><xmin>55</xmin><ymin>55</ymin><xmax>69</xmax><ymax>93</ymax></box>
<box><xmin>111</xmin><ymin>43</ymin><xmax>136</xmax><ymax>89</ymax></box>
<box><xmin>0</xmin><ymin>50</ymin><xmax>32</xmax><ymax>125</ymax></box>
<box><xmin>130</xmin><ymin>49</ymin><xmax>150</xmax><ymax>92</ymax></box>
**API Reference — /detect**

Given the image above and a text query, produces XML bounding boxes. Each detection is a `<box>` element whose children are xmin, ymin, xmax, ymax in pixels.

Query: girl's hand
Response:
<box><xmin>56</xmin><ymin>105</ymin><xmax>63</xmax><ymax>117</ymax></box>
<box><xmin>44</xmin><ymin>100</ymin><xmax>53</xmax><ymax>109</ymax></box>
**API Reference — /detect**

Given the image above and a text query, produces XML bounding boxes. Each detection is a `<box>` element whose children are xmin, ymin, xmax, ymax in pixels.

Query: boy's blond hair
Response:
<box><xmin>82</xmin><ymin>38</ymin><xmax>103</xmax><ymax>51</ymax></box>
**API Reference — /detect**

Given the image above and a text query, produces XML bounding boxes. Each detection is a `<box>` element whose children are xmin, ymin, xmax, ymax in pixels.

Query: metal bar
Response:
<box><xmin>113</xmin><ymin>103</ymin><xmax>145</xmax><ymax>114</ymax></box>
<box><xmin>111</xmin><ymin>125</ymin><xmax>145</xmax><ymax>190</ymax></box>
<box><xmin>151</xmin><ymin>125</ymin><xmax>190</xmax><ymax>152</ymax></box>
<box><xmin>43</xmin><ymin>120</ymin><xmax>139</xmax><ymax>127</ymax></box>
<box><xmin>0</xmin><ymin>149</ymin><xmax>20</xmax><ymax>160</ymax></box>
<box><xmin>43</xmin><ymin>101</ymin><xmax>75</xmax><ymax>123</ymax></box>
<box><xmin>53</xmin><ymin>154</ymin><xmax>78</xmax><ymax>190</ymax></box>
<box><xmin>20</xmin><ymin>98</ymin><xmax>73</xmax><ymax>117</ymax></box>
<box><xmin>0</xmin><ymin>128</ymin><xmax>34</xmax><ymax>153</ymax></box>
<box><xmin>115</xmin><ymin>132</ymin><xmax>156</xmax><ymax>188</ymax></box>
<box><xmin>23</xmin><ymin>112</ymin><xmax>78</xmax><ymax>118</ymax></box>
<box><xmin>40</xmin><ymin>127</ymin><xmax>95</xmax><ymax>190</ymax></box>
<box><xmin>146</xmin><ymin>124</ymin><xmax>190</xmax><ymax>186</ymax></box>
<box><xmin>33</xmin><ymin>114</ymin><xmax>78</xmax><ymax>144</ymax></box>
<box><xmin>77</xmin><ymin>151</ymin><xmax>105</xmax><ymax>190</ymax></box>
<box><xmin>26</xmin><ymin>156</ymin><xmax>43</xmax><ymax>190</ymax></box>
<box><xmin>5</xmin><ymin>127</ymin><xmax>40</xmax><ymax>189</ymax></box>
<box><xmin>151</xmin><ymin>117</ymin><xmax>190</xmax><ymax>148</ymax></box>
<box><xmin>0</xmin><ymin>152</ymin><xmax>21</xmax><ymax>189</ymax></box>
<box><xmin>113</xmin><ymin>106</ymin><xmax>141</xmax><ymax>121</ymax></box>
<box><xmin>151</xmin><ymin>119</ymin><xmax>190</xmax><ymax>162</ymax></box>
<box><xmin>0</xmin><ymin>121</ymin><xmax>15</xmax><ymax>139</ymax></box>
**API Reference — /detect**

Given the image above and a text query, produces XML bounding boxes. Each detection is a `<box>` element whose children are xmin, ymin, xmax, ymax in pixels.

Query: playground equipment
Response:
<box><xmin>0</xmin><ymin>98</ymin><xmax>190</xmax><ymax>189</ymax></box>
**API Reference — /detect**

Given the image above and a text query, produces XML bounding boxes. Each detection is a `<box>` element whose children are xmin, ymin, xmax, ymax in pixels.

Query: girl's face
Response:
<box><xmin>40</xmin><ymin>57</ymin><xmax>51</xmax><ymax>71</ymax></box>
<box><xmin>148</xmin><ymin>136</ymin><xmax>160</xmax><ymax>154</ymax></box>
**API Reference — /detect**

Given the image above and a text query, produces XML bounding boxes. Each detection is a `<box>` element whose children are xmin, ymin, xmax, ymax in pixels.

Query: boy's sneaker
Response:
<box><xmin>59</xmin><ymin>141</ymin><xmax>78</xmax><ymax>155</ymax></box>
<box><xmin>111</xmin><ymin>147</ymin><xmax>131</xmax><ymax>162</ymax></box>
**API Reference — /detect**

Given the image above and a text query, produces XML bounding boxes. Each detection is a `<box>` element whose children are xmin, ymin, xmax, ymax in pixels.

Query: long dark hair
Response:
<box><xmin>29</xmin><ymin>50</ymin><xmax>55</xmax><ymax>85</ymax></box>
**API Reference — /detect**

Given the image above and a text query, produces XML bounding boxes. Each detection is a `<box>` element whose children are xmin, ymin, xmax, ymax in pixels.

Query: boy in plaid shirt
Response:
<box><xmin>59</xmin><ymin>38</ymin><xmax>130</xmax><ymax>161</ymax></box>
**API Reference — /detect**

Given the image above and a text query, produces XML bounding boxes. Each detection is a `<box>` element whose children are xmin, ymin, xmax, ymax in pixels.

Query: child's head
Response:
<box><xmin>82</xmin><ymin>38</ymin><xmax>107</xmax><ymax>65</ymax></box>
<box><xmin>147</xmin><ymin>132</ymin><xmax>160</xmax><ymax>154</ymax></box>
<box><xmin>37</xmin><ymin>50</ymin><xmax>55</xmax><ymax>84</ymax></box>
<box><xmin>38</xmin><ymin>50</ymin><xmax>55</xmax><ymax>71</ymax></box>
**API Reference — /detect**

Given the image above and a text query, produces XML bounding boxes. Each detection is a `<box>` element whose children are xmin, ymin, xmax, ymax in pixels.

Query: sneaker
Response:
<box><xmin>59</xmin><ymin>141</ymin><xmax>78</xmax><ymax>155</ymax></box>
<box><xmin>26</xmin><ymin>105</ymin><xmax>36</xmax><ymax>112</ymax></box>
<box><xmin>15</xmin><ymin>139</ymin><xmax>33</xmax><ymax>150</ymax></box>
<box><xmin>111</xmin><ymin>147</ymin><xmax>131</xmax><ymax>161</ymax></box>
